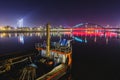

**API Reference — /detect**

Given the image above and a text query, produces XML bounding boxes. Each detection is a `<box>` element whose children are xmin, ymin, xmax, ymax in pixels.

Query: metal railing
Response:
<box><xmin>35</xmin><ymin>41</ymin><xmax>72</xmax><ymax>53</ymax></box>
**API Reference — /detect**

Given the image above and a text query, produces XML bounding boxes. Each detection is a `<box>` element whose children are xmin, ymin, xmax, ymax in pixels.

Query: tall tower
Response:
<box><xmin>17</xmin><ymin>18</ymin><xmax>23</xmax><ymax>27</ymax></box>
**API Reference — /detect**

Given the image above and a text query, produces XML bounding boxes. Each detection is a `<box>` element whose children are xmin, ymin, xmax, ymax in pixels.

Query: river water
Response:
<box><xmin>0</xmin><ymin>31</ymin><xmax>120</xmax><ymax>80</ymax></box>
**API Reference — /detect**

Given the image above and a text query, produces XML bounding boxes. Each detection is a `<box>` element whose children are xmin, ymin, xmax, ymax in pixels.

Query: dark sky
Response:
<box><xmin>0</xmin><ymin>0</ymin><xmax>120</xmax><ymax>27</ymax></box>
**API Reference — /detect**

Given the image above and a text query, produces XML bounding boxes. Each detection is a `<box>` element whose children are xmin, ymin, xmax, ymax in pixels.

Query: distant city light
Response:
<box><xmin>17</xmin><ymin>18</ymin><xmax>23</xmax><ymax>27</ymax></box>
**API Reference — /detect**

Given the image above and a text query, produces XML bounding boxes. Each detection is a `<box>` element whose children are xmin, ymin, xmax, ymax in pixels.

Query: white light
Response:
<box><xmin>17</xmin><ymin>18</ymin><xmax>23</xmax><ymax>27</ymax></box>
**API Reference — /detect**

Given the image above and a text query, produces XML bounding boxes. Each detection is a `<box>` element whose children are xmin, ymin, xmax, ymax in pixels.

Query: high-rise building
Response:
<box><xmin>17</xmin><ymin>18</ymin><xmax>23</xmax><ymax>27</ymax></box>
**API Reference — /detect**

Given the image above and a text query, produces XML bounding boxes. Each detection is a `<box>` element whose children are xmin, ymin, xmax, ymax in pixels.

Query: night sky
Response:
<box><xmin>0</xmin><ymin>0</ymin><xmax>120</xmax><ymax>27</ymax></box>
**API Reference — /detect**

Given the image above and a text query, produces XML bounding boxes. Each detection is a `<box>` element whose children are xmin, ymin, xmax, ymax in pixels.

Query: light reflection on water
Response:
<box><xmin>0</xmin><ymin>32</ymin><xmax>72</xmax><ymax>54</ymax></box>
<box><xmin>0</xmin><ymin>31</ymin><xmax>119</xmax><ymax>54</ymax></box>
<box><xmin>0</xmin><ymin>31</ymin><xmax>120</xmax><ymax>80</ymax></box>
<box><xmin>0</xmin><ymin>32</ymin><xmax>66</xmax><ymax>38</ymax></box>
<box><xmin>0</xmin><ymin>31</ymin><xmax>119</xmax><ymax>44</ymax></box>
<box><xmin>18</xmin><ymin>35</ymin><xmax>24</xmax><ymax>44</ymax></box>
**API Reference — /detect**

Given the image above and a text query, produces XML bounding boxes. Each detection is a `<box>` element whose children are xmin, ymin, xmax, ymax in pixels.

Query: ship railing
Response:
<box><xmin>35</xmin><ymin>42</ymin><xmax>72</xmax><ymax>53</ymax></box>
<box><xmin>35</xmin><ymin>43</ymin><xmax>43</xmax><ymax>48</ymax></box>
<box><xmin>60</xmin><ymin>46</ymin><xmax>72</xmax><ymax>53</ymax></box>
<box><xmin>54</xmin><ymin>42</ymin><xmax>72</xmax><ymax>53</ymax></box>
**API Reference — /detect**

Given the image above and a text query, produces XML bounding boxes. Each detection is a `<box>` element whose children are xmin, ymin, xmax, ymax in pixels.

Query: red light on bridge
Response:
<box><xmin>64</xmin><ymin>31</ymin><xmax>117</xmax><ymax>37</ymax></box>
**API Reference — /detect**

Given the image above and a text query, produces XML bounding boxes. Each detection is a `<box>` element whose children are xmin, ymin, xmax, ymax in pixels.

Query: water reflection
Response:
<box><xmin>0</xmin><ymin>31</ymin><xmax>119</xmax><ymax>80</ymax></box>
<box><xmin>18</xmin><ymin>35</ymin><xmax>24</xmax><ymax>44</ymax></box>
<box><xmin>64</xmin><ymin>31</ymin><xmax>119</xmax><ymax>44</ymax></box>
<box><xmin>0</xmin><ymin>31</ymin><xmax>119</xmax><ymax>45</ymax></box>
<box><xmin>0</xmin><ymin>32</ymin><xmax>66</xmax><ymax>38</ymax></box>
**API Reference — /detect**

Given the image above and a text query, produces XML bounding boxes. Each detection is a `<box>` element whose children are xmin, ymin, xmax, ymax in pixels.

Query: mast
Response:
<box><xmin>46</xmin><ymin>23</ymin><xmax>50</xmax><ymax>57</ymax></box>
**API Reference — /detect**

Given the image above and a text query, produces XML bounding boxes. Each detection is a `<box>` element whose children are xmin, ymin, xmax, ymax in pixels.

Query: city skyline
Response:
<box><xmin>0</xmin><ymin>0</ymin><xmax>120</xmax><ymax>27</ymax></box>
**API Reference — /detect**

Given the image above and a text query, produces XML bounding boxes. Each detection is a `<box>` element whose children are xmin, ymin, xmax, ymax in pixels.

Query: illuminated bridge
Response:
<box><xmin>72</xmin><ymin>23</ymin><xmax>120</xmax><ymax>32</ymax></box>
<box><xmin>73</xmin><ymin>23</ymin><xmax>104</xmax><ymax>28</ymax></box>
<box><xmin>72</xmin><ymin>23</ymin><xmax>104</xmax><ymax>31</ymax></box>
